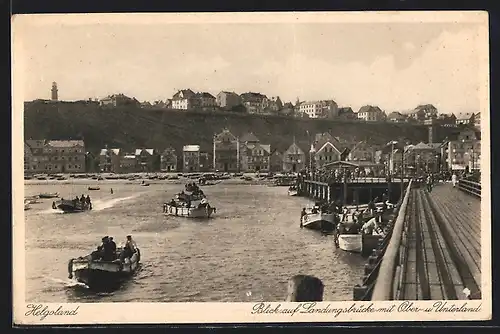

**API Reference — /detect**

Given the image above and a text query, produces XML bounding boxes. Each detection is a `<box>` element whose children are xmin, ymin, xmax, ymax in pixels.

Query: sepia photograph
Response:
<box><xmin>12</xmin><ymin>11</ymin><xmax>491</xmax><ymax>324</ymax></box>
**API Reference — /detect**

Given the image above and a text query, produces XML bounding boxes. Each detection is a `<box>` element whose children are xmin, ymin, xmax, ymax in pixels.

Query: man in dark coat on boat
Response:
<box><xmin>101</xmin><ymin>236</ymin><xmax>114</xmax><ymax>261</ymax></box>
<box><xmin>109</xmin><ymin>237</ymin><xmax>117</xmax><ymax>259</ymax></box>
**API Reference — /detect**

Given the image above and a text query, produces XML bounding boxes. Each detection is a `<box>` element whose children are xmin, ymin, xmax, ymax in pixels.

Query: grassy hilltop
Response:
<box><xmin>23</xmin><ymin>102</ymin><xmax>451</xmax><ymax>154</ymax></box>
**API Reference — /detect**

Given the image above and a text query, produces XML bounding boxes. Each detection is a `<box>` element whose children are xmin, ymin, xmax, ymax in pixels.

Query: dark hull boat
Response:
<box><xmin>88</xmin><ymin>186</ymin><xmax>100</xmax><ymax>191</ymax></box>
<box><xmin>68</xmin><ymin>248</ymin><xmax>141</xmax><ymax>290</ymax></box>
<box><xmin>53</xmin><ymin>199</ymin><xmax>91</xmax><ymax>213</ymax></box>
<box><xmin>39</xmin><ymin>192</ymin><xmax>59</xmax><ymax>199</ymax></box>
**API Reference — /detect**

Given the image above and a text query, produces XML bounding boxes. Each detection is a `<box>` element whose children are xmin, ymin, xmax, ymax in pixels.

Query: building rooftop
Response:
<box><xmin>183</xmin><ymin>145</ymin><xmax>200</xmax><ymax>152</ymax></box>
<box><xmin>47</xmin><ymin>140</ymin><xmax>85</xmax><ymax>148</ymax></box>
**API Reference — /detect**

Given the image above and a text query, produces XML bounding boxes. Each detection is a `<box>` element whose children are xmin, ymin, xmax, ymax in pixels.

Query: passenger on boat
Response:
<box><xmin>362</xmin><ymin>217</ymin><xmax>379</xmax><ymax>235</ymax></box>
<box><xmin>300</xmin><ymin>208</ymin><xmax>307</xmax><ymax>228</ymax></box>
<box><xmin>101</xmin><ymin>236</ymin><xmax>115</xmax><ymax>261</ymax></box>
<box><xmin>92</xmin><ymin>236</ymin><xmax>108</xmax><ymax>260</ymax></box>
<box><xmin>120</xmin><ymin>235</ymin><xmax>137</xmax><ymax>262</ymax></box>
<box><xmin>367</xmin><ymin>199</ymin><xmax>376</xmax><ymax>215</ymax></box>
<box><xmin>311</xmin><ymin>206</ymin><xmax>319</xmax><ymax>214</ymax></box>
<box><xmin>109</xmin><ymin>237</ymin><xmax>117</xmax><ymax>259</ymax></box>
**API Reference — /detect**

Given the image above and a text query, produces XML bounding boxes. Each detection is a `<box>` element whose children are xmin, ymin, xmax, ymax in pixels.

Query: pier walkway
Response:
<box><xmin>359</xmin><ymin>181</ymin><xmax>482</xmax><ymax>301</ymax></box>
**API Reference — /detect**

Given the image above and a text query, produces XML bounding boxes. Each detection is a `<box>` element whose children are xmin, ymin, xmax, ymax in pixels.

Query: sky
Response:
<box><xmin>14</xmin><ymin>13</ymin><xmax>488</xmax><ymax>114</ymax></box>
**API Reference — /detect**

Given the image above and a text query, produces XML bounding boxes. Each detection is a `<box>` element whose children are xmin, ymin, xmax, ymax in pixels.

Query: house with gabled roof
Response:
<box><xmin>455</xmin><ymin>112</ymin><xmax>475</xmax><ymax>125</ymax></box>
<box><xmin>239</xmin><ymin>132</ymin><xmax>271</xmax><ymax>172</ymax></box>
<box><xmin>100</xmin><ymin>94</ymin><xmax>140</xmax><ymax>108</ymax></box>
<box><xmin>283</xmin><ymin>141</ymin><xmax>306</xmax><ymax>173</ymax></box>
<box><xmin>160</xmin><ymin>147</ymin><xmax>178</xmax><ymax>172</ymax></box>
<box><xmin>357</xmin><ymin>105</ymin><xmax>386</xmax><ymax>122</ymax></box>
<box><xmin>240</xmin><ymin>92</ymin><xmax>269</xmax><ymax>114</ymax></box>
<box><xmin>387</xmin><ymin>111</ymin><xmax>407</xmax><ymax>123</ymax></box>
<box><xmin>172</xmin><ymin>89</ymin><xmax>198</xmax><ymax>110</ymax></box>
<box><xmin>196</xmin><ymin>92</ymin><xmax>217</xmax><ymax>111</ymax></box>
<box><xmin>312</xmin><ymin>133</ymin><xmax>343</xmax><ymax>169</ymax></box>
<box><xmin>348</xmin><ymin>140</ymin><xmax>377</xmax><ymax>162</ymax></box>
<box><xmin>135</xmin><ymin>148</ymin><xmax>160</xmax><ymax>172</ymax></box>
<box><xmin>213</xmin><ymin>128</ymin><xmax>240</xmax><ymax>172</ymax></box>
<box><xmin>99</xmin><ymin>147</ymin><xmax>122</xmax><ymax>173</ymax></box>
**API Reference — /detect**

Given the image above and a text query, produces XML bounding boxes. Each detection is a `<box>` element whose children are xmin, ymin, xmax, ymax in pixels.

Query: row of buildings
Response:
<box><xmin>24</xmin><ymin>126</ymin><xmax>481</xmax><ymax>176</ymax></box>
<box><xmin>37</xmin><ymin>83</ymin><xmax>481</xmax><ymax>128</ymax></box>
<box><xmin>101</xmin><ymin>92</ymin><xmax>482</xmax><ymax>128</ymax></box>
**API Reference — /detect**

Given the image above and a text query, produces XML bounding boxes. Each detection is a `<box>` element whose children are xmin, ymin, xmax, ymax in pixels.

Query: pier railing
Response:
<box><xmin>458</xmin><ymin>178</ymin><xmax>481</xmax><ymax>198</ymax></box>
<box><xmin>370</xmin><ymin>179</ymin><xmax>413</xmax><ymax>301</ymax></box>
<box><xmin>303</xmin><ymin>175</ymin><xmax>401</xmax><ymax>184</ymax></box>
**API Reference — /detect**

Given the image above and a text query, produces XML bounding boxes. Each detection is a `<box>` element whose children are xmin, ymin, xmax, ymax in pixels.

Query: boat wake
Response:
<box><xmin>92</xmin><ymin>193</ymin><xmax>144</xmax><ymax>211</ymax></box>
<box><xmin>38</xmin><ymin>208</ymin><xmax>65</xmax><ymax>215</ymax></box>
<box><xmin>47</xmin><ymin>277</ymin><xmax>89</xmax><ymax>289</ymax></box>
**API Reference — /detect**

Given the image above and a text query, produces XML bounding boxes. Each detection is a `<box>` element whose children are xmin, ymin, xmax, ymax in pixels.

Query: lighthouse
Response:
<box><xmin>51</xmin><ymin>82</ymin><xmax>58</xmax><ymax>101</ymax></box>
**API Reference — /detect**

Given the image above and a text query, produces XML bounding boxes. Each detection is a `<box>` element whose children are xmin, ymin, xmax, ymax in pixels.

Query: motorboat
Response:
<box><xmin>337</xmin><ymin>232</ymin><xmax>383</xmax><ymax>254</ymax></box>
<box><xmin>67</xmin><ymin>246</ymin><xmax>140</xmax><ymax>290</ymax></box>
<box><xmin>335</xmin><ymin>215</ymin><xmax>384</xmax><ymax>254</ymax></box>
<box><xmin>164</xmin><ymin>202</ymin><xmax>215</xmax><ymax>218</ymax></box>
<box><xmin>300</xmin><ymin>207</ymin><xmax>336</xmax><ymax>231</ymax></box>
<box><xmin>53</xmin><ymin>198</ymin><xmax>92</xmax><ymax>213</ymax></box>
<box><xmin>88</xmin><ymin>186</ymin><xmax>101</xmax><ymax>191</ymax></box>
<box><xmin>163</xmin><ymin>186</ymin><xmax>216</xmax><ymax>219</ymax></box>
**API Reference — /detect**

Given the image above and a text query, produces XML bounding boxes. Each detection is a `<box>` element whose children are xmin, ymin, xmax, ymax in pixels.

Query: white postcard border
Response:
<box><xmin>12</xmin><ymin>11</ymin><xmax>492</xmax><ymax>325</ymax></box>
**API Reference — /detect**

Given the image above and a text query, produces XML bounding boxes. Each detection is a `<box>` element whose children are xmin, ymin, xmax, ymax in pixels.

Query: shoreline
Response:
<box><xmin>24</xmin><ymin>177</ymin><xmax>278</xmax><ymax>187</ymax></box>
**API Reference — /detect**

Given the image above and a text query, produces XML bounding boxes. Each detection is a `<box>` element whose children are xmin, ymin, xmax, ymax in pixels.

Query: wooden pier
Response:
<box><xmin>353</xmin><ymin>179</ymin><xmax>482</xmax><ymax>301</ymax></box>
<box><xmin>298</xmin><ymin>176</ymin><xmax>410</xmax><ymax>205</ymax></box>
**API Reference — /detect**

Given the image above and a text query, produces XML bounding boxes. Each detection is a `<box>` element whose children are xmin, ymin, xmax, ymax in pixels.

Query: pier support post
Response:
<box><xmin>286</xmin><ymin>275</ymin><xmax>324</xmax><ymax>302</ymax></box>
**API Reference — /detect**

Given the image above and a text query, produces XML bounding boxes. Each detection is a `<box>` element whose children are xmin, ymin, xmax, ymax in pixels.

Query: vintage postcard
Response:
<box><xmin>12</xmin><ymin>11</ymin><xmax>491</xmax><ymax>325</ymax></box>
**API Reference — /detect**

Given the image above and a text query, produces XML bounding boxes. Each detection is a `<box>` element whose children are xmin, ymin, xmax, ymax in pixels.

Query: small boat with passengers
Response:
<box><xmin>163</xmin><ymin>182</ymin><xmax>216</xmax><ymax>219</ymax></box>
<box><xmin>334</xmin><ymin>206</ymin><xmax>387</xmax><ymax>255</ymax></box>
<box><xmin>88</xmin><ymin>186</ymin><xmax>100</xmax><ymax>191</ymax></box>
<box><xmin>300</xmin><ymin>204</ymin><xmax>336</xmax><ymax>232</ymax></box>
<box><xmin>68</xmin><ymin>235</ymin><xmax>140</xmax><ymax>290</ymax></box>
<box><xmin>52</xmin><ymin>195</ymin><xmax>93</xmax><ymax>213</ymax></box>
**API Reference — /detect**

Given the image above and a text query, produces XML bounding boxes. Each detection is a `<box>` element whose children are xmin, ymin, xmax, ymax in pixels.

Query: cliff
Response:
<box><xmin>23</xmin><ymin>101</ymin><xmax>454</xmax><ymax>154</ymax></box>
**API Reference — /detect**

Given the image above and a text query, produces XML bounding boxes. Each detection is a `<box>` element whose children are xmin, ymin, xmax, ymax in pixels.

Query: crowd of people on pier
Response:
<box><xmin>298</xmin><ymin>167</ymin><xmax>383</xmax><ymax>184</ymax></box>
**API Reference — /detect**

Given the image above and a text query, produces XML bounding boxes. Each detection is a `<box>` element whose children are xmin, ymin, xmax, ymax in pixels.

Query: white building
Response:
<box><xmin>299</xmin><ymin>100</ymin><xmax>338</xmax><ymax>119</ymax></box>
